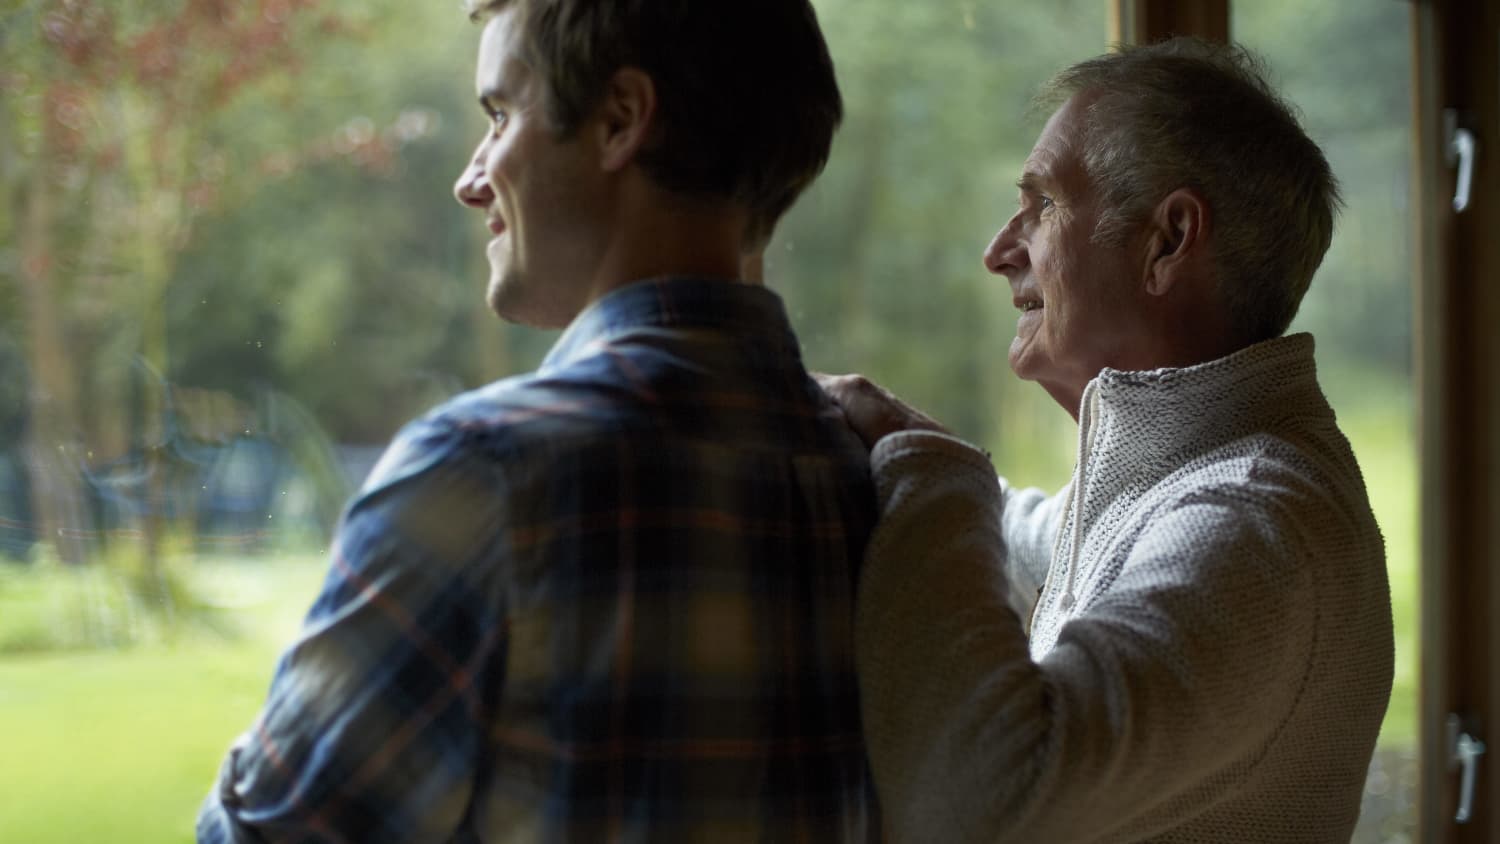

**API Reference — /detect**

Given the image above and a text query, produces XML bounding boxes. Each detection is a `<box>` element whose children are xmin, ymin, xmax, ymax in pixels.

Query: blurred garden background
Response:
<box><xmin>0</xmin><ymin>0</ymin><xmax>1416</xmax><ymax>841</ymax></box>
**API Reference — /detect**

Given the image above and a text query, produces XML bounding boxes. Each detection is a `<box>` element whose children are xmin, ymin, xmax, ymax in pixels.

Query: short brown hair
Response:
<box><xmin>1039</xmin><ymin>38</ymin><xmax>1341</xmax><ymax>343</ymax></box>
<box><xmin>465</xmin><ymin>0</ymin><xmax>843</xmax><ymax>246</ymax></box>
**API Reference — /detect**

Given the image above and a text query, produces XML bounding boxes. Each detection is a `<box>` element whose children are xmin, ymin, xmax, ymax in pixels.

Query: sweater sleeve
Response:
<box><xmin>856</xmin><ymin>431</ymin><xmax>1315</xmax><ymax>843</ymax></box>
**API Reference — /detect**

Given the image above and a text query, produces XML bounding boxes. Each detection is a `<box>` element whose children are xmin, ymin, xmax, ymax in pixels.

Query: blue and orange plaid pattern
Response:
<box><xmin>198</xmin><ymin>278</ymin><xmax>880</xmax><ymax>842</ymax></box>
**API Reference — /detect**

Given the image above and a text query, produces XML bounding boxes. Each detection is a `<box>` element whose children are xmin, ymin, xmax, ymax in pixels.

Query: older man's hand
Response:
<box><xmin>815</xmin><ymin>373</ymin><xmax>951</xmax><ymax>449</ymax></box>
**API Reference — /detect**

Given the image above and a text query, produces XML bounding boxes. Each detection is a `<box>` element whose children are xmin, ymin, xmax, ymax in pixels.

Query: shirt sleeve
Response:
<box><xmin>197</xmin><ymin>421</ymin><xmax>510</xmax><ymax>843</ymax></box>
<box><xmin>855</xmin><ymin>431</ymin><xmax>1314</xmax><ymax>843</ymax></box>
<box><xmin>996</xmin><ymin>478</ymin><xmax>1066</xmax><ymax>623</ymax></box>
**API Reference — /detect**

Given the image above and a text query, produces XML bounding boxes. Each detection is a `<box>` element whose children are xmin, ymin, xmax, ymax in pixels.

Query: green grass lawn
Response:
<box><xmin>0</xmin><ymin>557</ymin><xmax>325</xmax><ymax>844</ymax></box>
<box><xmin>0</xmin><ymin>643</ymin><xmax>281</xmax><ymax>843</ymax></box>
<box><xmin>1327</xmin><ymin>371</ymin><xmax>1419</xmax><ymax>749</ymax></box>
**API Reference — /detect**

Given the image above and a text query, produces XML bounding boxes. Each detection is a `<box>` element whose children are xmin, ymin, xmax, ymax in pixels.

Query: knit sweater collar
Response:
<box><xmin>1037</xmin><ymin>331</ymin><xmax>1331</xmax><ymax>640</ymax></box>
<box><xmin>1079</xmin><ymin>332</ymin><xmax>1328</xmax><ymax>473</ymax></box>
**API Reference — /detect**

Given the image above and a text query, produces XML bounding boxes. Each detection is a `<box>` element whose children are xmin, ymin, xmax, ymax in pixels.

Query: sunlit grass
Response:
<box><xmin>0</xmin><ymin>556</ymin><xmax>325</xmax><ymax>844</ymax></box>
<box><xmin>1329</xmin><ymin>375</ymin><xmax>1419</xmax><ymax>750</ymax></box>
<box><xmin>0</xmin><ymin>643</ymin><xmax>278</xmax><ymax>843</ymax></box>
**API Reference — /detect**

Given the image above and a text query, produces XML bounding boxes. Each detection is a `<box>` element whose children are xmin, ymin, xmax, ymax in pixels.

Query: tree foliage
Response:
<box><xmin>0</xmin><ymin>0</ymin><xmax>1414</xmax><ymax>559</ymax></box>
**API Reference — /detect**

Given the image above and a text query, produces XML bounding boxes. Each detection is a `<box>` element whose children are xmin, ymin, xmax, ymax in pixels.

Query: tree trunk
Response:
<box><xmin>16</xmin><ymin>162</ymin><xmax>91</xmax><ymax>565</ymax></box>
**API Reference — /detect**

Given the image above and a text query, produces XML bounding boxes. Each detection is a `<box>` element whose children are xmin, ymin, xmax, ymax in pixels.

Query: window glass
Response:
<box><xmin>4</xmin><ymin>1</ymin><xmax>1419</xmax><ymax>840</ymax></box>
<box><xmin>1</xmin><ymin>3</ymin><xmax>524</xmax><ymax>840</ymax></box>
<box><xmin>782</xmin><ymin>0</ymin><xmax>1105</xmax><ymax>488</ymax></box>
<box><xmin>0</xmin><ymin>1</ymin><xmax>1099</xmax><ymax>839</ymax></box>
<box><xmin>1233</xmin><ymin>3</ymin><xmax>1419</xmax><ymax>841</ymax></box>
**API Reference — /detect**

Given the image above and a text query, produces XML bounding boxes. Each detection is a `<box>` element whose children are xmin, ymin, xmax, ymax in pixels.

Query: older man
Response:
<box><xmin>197</xmin><ymin>1</ymin><xmax>877</xmax><ymax>841</ymax></box>
<box><xmin>825</xmin><ymin>38</ymin><xmax>1393</xmax><ymax>842</ymax></box>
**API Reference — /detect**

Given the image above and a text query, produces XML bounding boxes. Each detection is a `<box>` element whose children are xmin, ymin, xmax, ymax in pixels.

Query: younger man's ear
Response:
<box><xmin>594</xmin><ymin>67</ymin><xmax>656</xmax><ymax>172</ymax></box>
<box><xmin>1142</xmin><ymin>187</ymin><xmax>1210</xmax><ymax>297</ymax></box>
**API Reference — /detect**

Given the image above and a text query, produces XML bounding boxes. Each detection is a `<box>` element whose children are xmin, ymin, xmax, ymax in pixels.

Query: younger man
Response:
<box><xmin>198</xmin><ymin>2</ymin><xmax>875</xmax><ymax>840</ymax></box>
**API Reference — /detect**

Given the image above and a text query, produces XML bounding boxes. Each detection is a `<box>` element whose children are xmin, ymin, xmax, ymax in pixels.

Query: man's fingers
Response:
<box><xmin>813</xmin><ymin>372</ymin><xmax>873</xmax><ymax>406</ymax></box>
<box><xmin>813</xmin><ymin>372</ymin><xmax>949</xmax><ymax>447</ymax></box>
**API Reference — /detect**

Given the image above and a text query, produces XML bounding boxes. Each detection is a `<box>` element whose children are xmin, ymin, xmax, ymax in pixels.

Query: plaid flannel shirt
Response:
<box><xmin>197</xmin><ymin>278</ymin><xmax>880</xmax><ymax>842</ymax></box>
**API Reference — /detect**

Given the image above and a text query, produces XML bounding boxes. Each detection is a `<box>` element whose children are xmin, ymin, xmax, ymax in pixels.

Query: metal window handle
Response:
<box><xmin>1445</xmin><ymin>109</ymin><xmax>1477</xmax><ymax>213</ymax></box>
<box><xmin>1448</xmin><ymin>713</ymin><xmax>1487</xmax><ymax>824</ymax></box>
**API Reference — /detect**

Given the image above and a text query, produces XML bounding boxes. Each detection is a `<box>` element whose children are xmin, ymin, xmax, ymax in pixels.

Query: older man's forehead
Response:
<box><xmin>1019</xmin><ymin>143</ymin><xmax>1071</xmax><ymax>191</ymax></box>
<box><xmin>1024</xmin><ymin>103</ymin><xmax>1092</xmax><ymax>188</ymax></box>
<box><xmin>1016</xmin><ymin>168</ymin><xmax>1053</xmax><ymax>194</ymax></box>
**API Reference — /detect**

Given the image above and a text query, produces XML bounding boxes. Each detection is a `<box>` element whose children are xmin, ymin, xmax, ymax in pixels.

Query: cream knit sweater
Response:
<box><xmin>857</xmin><ymin>334</ymin><xmax>1393</xmax><ymax>843</ymax></box>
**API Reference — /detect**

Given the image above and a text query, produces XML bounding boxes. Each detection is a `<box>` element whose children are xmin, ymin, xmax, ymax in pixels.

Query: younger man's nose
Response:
<box><xmin>454</xmin><ymin>162</ymin><xmax>493</xmax><ymax>208</ymax></box>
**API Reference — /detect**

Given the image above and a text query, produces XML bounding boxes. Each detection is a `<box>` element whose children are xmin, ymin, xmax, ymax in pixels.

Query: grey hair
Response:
<box><xmin>1037</xmin><ymin>38</ymin><xmax>1342</xmax><ymax>343</ymax></box>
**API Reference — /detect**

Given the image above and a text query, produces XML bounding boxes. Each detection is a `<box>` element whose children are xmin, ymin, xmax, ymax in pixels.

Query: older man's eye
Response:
<box><xmin>1039</xmin><ymin>195</ymin><xmax>1055</xmax><ymax>210</ymax></box>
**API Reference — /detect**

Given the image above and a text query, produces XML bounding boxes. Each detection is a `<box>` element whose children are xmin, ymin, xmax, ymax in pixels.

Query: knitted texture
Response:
<box><xmin>857</xmin><ymin>333</ymin><xmax>1394</xmax><ymax>843</ymax></box>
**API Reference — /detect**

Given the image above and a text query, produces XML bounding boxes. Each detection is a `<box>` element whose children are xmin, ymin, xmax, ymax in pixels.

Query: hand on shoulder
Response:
<box><xmin>814</xmin><ymin>373</ymin><xmax>951</xmax><ymax>448</ymax></box>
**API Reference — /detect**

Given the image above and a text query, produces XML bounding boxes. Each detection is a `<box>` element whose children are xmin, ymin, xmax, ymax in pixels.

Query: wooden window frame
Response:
<box><xmin>1109</xmin><ymin>0</ymin><xmax>1229</xmax><ymax>44</ymax></box>
<box><xmin>1412</xmin><ymin>0</ymin><xmax>1500</xmax><ymax>839</ymax></box>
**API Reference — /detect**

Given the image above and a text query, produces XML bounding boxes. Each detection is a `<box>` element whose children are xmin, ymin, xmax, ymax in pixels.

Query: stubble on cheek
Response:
<box><xmin>484</xmin><ymin>235</ymin><xmax>514</xmax><ymax>310</ymax></box>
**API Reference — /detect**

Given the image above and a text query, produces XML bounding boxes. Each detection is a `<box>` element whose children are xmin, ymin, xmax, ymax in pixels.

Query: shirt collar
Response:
<box><xmin>1080</xmin><ymin>332</ymin><xmax>1329</xmax><ymax>470</ymax></box>
<box><xmin>1092</xmin><ymin>332</ymin><xmax>1318</xmax><ymax>404</ymax></box>
<box><xmin>540</xmin><ymin>277</ymin><xmax>802</xmax><ymax>374</ymax></box>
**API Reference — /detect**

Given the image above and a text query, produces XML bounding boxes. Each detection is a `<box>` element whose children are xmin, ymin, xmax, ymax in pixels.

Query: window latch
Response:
<box><xmin>1448</xmin><ymin>713</ymin><xmax>1487</xmax><ymax>823</ymax></box>
<box><xmin>1444</xmin><ymin>109</ymin><xmax>1477</xmax><ymax>213</ymax></box>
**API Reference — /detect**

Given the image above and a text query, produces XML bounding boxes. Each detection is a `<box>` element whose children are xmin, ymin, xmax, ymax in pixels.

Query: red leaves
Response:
<box><xmin>42</xmin><ymin>80</ymin><xmax>91</xmax><ymax>159</ymax></box>
<box><xmin>41</xmin><ymin>2</ymin><xmax>116</xmax><ymax>75</ymax></box>
<box><xmin>36</xmin><ymin>0</ymin><xmax>332</xmax><ymax>106</ymax></box>
<box><xmin>24</xmin><ymin>0</ymin><xmax>374</xmax><ymax>180</ymax></box>
<box><xmin>23</xmin><ymin>0</ymin><xmax>419</xmax><ymax>225</ymax></box>
<box><xmin>127</xmin><ymin>24</ymin><xmax>181</xmax><ymax>87</ymax></box>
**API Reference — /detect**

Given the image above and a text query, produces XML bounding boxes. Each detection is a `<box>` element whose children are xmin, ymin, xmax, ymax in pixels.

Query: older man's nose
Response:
<box><xmin>983</xmin><ymin>214</ymin><xmax>1028</xmax><ymax>276</ymax></box>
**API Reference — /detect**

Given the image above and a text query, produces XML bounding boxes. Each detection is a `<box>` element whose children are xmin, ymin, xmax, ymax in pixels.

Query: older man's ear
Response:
<box><xmin>1142</xmin><ymin>187</ymin><xmax>1211</xmax><ymax>297</ymax></box>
